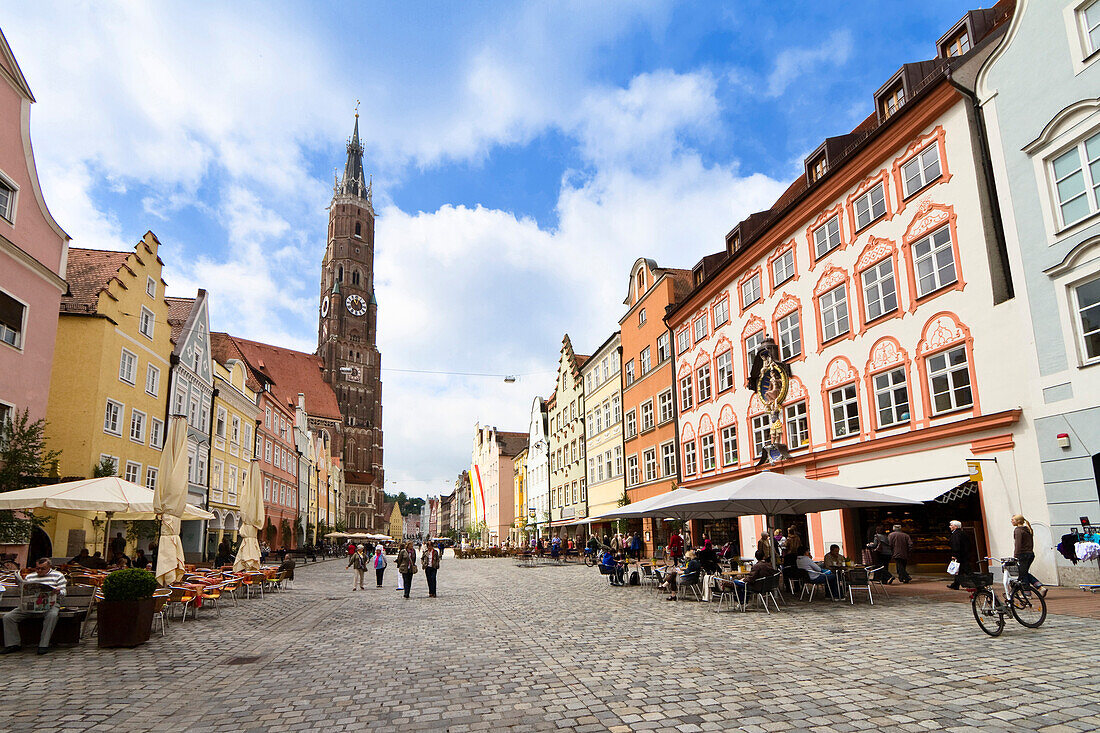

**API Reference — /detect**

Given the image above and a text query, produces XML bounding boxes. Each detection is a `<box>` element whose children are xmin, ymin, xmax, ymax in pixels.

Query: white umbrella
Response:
<box><xmin>0</xmin><ymin>476</ymin><xmax>213</xmax><ymax>520</ymax></box>
<box><xmin>587</xmin><ymin>488</ymin><xmax>700</xmax><ymax>523</ymax></box>
<box><xmin>233</xmin><ymin>460</ymin><xmax>264</xmax><ymax>571</ymax></box>
<box><xmin>154</xmin><ymin>417</ymin><xmax>190</xmax><ymax>585</ymax></box>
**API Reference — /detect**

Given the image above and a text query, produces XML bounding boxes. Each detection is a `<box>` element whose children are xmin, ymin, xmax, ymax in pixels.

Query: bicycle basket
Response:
<box><xmin>961</xmin><ymin>572</ymin><xmax>993</xmax><ymax>588</ymax></box>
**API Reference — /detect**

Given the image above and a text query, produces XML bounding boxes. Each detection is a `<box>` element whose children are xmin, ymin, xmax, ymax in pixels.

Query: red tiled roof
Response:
<box><xmin>210</xmin><ymin>332</ymin><xmax>262</xmax><ymax>392</ymax></box>
<box><xmin>60</xmin><ymin>248</ymin><xmax>132</xmax><ymax>314</ymax></box>
<box><xmin>496</xmin><ymin>431</ymin><xmax>529</xmax><ymax>457</ymax></box>
<box><xmin>223</xmin><ymin>334</ymin><xmax>342</xmax><ymax>421</ymax></box>
<box><xmin>165</xmin><ymin>296</ymin><xmax>195</xmax><ymax>344</ymax></box>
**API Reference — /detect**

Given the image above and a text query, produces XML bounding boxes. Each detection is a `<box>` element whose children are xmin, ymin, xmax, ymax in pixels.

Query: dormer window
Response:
<box><xmin>809</xmin><ymin>156</ymin><xmax>827</xmax><ymax>182</ymax></box>
<box><xmin>880</xmin><ymin>83</ymin><xmax>905</xmax><ymax>119</ymax></box>
<box><xmin>636</xmin><ymin>270</ymin><xmax>645</xmax><ymax>295</ymax></box>
<box><xmin>727</xmin><ymin>232</ymin><xmax>740</xmax><ymax>254</ymax></box>
<box><xmin>693</xmin><ymin>266</ymin><xmax>705</xmax><ymax>286</ymax></box>
<box><xmin>941</xmin><ymin>28</ymin><xmax>971</xmax><ymax>57</ymax></box>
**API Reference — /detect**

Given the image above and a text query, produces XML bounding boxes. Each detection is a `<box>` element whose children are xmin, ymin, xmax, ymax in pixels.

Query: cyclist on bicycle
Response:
<box><xmin>1012</xmin><ymin>514</ymin><xmax>1046</xmax><ymax>597</ymax></box>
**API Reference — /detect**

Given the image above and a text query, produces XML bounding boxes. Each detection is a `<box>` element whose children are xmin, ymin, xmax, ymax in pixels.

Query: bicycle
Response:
<box><xmin>967</xmin><ymin>556</ymin><xmax>1047</xmax><ymax>637</ymax></box>
<box><xmin>0</xmin><ymin>553</ymin><xmax>19</xmax><ymax>572</ymax></box>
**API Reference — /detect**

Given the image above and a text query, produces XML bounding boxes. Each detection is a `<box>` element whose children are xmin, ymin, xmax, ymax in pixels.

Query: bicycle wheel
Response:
<box><xmin>1010</xmin><ymin>585</ymin><xmax>1047</xmax><ymax>628</ymax></box>
<box><xmin>584</xmin><ymin>554</ymin><xmax>595</xmax><ymax>567</ymax></box>
<box><xmin>971</xmin><ymin>589</ymin><xmax>1004</xmax><ymax>637</ymax></box>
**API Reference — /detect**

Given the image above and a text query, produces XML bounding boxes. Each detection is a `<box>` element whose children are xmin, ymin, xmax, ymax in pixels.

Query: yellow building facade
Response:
<box><xmin>43</xmin><ymin>232</ymin><xmax>174</xmax><ymax>557</ymax></box>
<box><xmin>512</xmin><ymin>447</ymin><xmax>527</xmax><ymax>545</ymax></box>
<box><xmin>387</xmin><ymin>502</ymin><xmax>403</xmax><ymax>540</ymax></box>
<box><xmin>208</xmin><ymin>355</ymin><xmax>259</xmax><ymax>551</ymax></box>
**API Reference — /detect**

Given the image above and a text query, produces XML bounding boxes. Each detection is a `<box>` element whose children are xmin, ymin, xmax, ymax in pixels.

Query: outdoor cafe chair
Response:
<box><xmin>742</xmin><ymin>576</ymin><xmax>775</xmax><ymax>614</ymax></box>
<box><xmin>239</xmin><ymin>573</ymin><xmax>264</xmax><ymax>599</ymax></box>
<box><xmin>677</xmin><ymin>571</ymin><xmax>703</xmax><ymax>601</ymax></box>
<box><xmin>167</xmin><ymin>586</ymin><xmax>197</xmax><ymax>623</ymax></box>
<box><xmin>638</xmin><ymin>564</ymin><xmax>658</xmax><ymax>591</ymax></box>
<box><xmin>151</xmin><ymin>589</ymin><xmax>171</xmax><ymax>635</ymax></box>
<box><xmin>199</xmin><ymin>583</ymin><xmax>224</xmax><ymax>616</ymax></box>
<box><xmin>846</xmin><ymin>567</ymin><xmax>874</xmax><ymax>605</ymax></box>
<box><xmin>80</xmin><ymin>587</ymin><xmax>105</xmax><ymax>639</ymax></box>
<box><xmin>866</xmin><ymin>566</ymin><xmax>890</xmax><ymax>599</ymax></box>
<box><xmin>219</xmin><ymin>577</ymin><xmax>241</xmax><ymax>606</ymax></box>
<box><xmin>713</xmin><ymin>578</ymin><xmax>745</xmax><ymax>613</ymax></box>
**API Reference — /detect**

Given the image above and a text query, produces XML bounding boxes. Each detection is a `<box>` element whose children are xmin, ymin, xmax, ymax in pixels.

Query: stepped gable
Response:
<box><xmin>60</xmin><ymin>248</ymin><xmax>131</xmax><ymax>312</ymax></box>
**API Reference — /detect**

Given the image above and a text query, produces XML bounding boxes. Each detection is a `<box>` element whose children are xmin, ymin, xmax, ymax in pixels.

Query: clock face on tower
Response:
<box><xmin>345</xmin><ymin>294</ymin><xmax>367</xmax><ymax>316</ymax></box>
<box><xmin>321</xmin><ymin>297</ymin><xmax>329</xmax><ymax>317</ymax></box>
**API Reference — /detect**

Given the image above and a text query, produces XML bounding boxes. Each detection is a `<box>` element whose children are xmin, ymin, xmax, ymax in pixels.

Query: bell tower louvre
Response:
<box><xmin>318</xmin><ymin>111</ymin><xmax>385</xmax><ymax>531</ymax></box>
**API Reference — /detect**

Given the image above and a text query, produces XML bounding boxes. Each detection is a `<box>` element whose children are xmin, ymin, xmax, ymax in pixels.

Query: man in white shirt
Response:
<box><xmin>795</xmin><ymin>548</ymin><xmax>840</xmax><ymax>600</ymax></box>
<box><xmin>2</xmin><ymin>558</ymin><xmax>68</xmax><ymax>655</ymax></box>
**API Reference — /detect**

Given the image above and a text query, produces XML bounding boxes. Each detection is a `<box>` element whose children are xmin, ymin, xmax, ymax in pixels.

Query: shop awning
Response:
<box><xmin>865</xmin><ymin>476</ymin><xmax>975</xmax><ymax>504</ymax></box>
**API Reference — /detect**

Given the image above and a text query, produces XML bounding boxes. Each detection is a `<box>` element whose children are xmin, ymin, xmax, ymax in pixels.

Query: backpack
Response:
<box><xmin>628</xmin><ymin>570</ymin><xmax>640</xmax><ymax>586</ymax></box>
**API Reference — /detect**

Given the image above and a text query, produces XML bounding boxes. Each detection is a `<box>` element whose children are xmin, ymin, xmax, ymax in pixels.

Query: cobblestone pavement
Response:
<box><xmin>2</xmin><ymin>555</ymin><xmax>1099</xmax><ymax>733</ymax></box>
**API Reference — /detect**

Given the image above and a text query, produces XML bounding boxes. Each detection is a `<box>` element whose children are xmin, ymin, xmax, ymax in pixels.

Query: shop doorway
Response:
<box><xmin>857</xmin><ymin>485</ymin><xmax>984</xmax><ymax>571</ymax></box>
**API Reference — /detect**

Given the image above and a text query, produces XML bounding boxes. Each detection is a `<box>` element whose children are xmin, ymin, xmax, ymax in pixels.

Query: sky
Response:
<box><xmin>3</xmin><ymin>1</ymin><xmax>978</xmax><ymax>499</ymax></box>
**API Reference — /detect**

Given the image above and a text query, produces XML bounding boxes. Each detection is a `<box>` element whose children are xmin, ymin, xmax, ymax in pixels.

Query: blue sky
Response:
<box><xmin>3</xmin><ymin>1</ymin><xmax>977</xmax><ymax>497</ymax></box>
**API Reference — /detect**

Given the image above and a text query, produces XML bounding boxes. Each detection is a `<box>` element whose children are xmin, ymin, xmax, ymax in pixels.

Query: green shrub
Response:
<box><xmin>102</xmin><ymin>568</ymin><xmax>158</xmax><ymax>601</ymax></box>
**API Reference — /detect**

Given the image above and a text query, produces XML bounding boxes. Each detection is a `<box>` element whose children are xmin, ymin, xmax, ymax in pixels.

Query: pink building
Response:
<box><xmin>0</xmin><ymin>30</ymin><xmax>69</xmax><ymax>426</ymax></box>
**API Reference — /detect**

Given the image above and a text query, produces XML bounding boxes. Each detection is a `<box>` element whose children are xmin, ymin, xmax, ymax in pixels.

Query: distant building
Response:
<box><xmin>525</xmin><ymin>397</ymin><xmax>550</xmax><ymax>539</ymax></box>
<box><xmin>548</xmin><ymin>335</ymin><xmax>589</xmax><ymax>538</ymax></box>
<box><xmin>581</xmin><ymin>331</ymin><xmax>625</xmax><ymax>536</ymax></box>
<box><xmin>470</xmin><ymin>424</ymin><xmax>527</xmax><ymax>544</ymax></box>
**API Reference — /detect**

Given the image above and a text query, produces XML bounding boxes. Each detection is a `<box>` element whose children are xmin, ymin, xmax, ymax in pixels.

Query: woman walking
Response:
<box><xmin>867</xmin><ymin>523</ymin><xmax>894</xmax><ymax>584</ymax></box>
<box><xmin>372</xmin><ymin>545</ymin><xmax>387</xmax><ymax>588</ymax></box>
<box><xmin>396</xmin><ymin>541</ymin><xmax>418</xmax><ymax>599</ymax></box>
<box><xmin>1012</xmin><ymin>514</ymin><xmax>1045</xmax><ymax>596</ymax></box>
<box><xmin>347</xmin><ymin>545</ymin><xmax>368</xmax><ymax>590</ymax></box>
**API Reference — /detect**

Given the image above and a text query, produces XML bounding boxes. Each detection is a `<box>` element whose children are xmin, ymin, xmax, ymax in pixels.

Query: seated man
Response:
<box><xmin>277</xmin><ymin>555</ymin><xmax>296</xmax><ymax>581</ymax></box>
<box><xmin>716</xmin><ymin>550</ymin><xmax>774</xmax><ymax>604</ymax></box>
<box><xmin>599</xmin><ymin>550</ymin><xmax>623</xmax><ymax>585</ymax></box>
<box><xmin>1</xmin><ymin>558</ymin><xmax>68</xmax><ymax>655</ymax></box>
<box><xmin>87</xmin><ymin>552</ymin><xmax>108</xmax><ymax>570</ymax></box>
<box><xmin>822</xmin><ymin>544</ymin><xmax>848</xmax><ymax>570</ymax></box>
<box><xmin>68</xmin><ymin>549</ymin><xmax>92</xmax><ymax>567</ymax></box>
<box><xmin>796</xmin><ymin>548</ymin><xmax>840</xmax><ymax>599</ymax></box>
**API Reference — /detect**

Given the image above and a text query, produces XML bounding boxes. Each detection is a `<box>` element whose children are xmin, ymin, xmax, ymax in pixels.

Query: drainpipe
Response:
<box><xmin>202</xmin><ymin>386</ymin><xmax>219</xmax><ymax>561</ymax></box>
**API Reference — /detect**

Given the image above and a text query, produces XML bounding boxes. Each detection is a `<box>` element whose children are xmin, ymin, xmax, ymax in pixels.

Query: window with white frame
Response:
<box><xmin>658</xmin><ymin>389</ymin><xmax>674</xmax><ymax>424</ymax></box>
<box><xmin>873</xmin><ymin>367</ymin><xmax>910</xmax><ymax>427</ymax></box>
<box><xmin>146</xmin><ymin>276</ymin><xmax>157</xmax><ymax>298</ymax></box>
<box><xmin>0</xmin><ymin>179</ymin><xmax>15</xmax><ymax>222</ymax></box>
<box><xmin>713</xmin><ymin>298</ymin><xmax>730</xmax><ymax>328</ymax></box>
<box><xmin>721</xmin><ymin>425</ymin><xmax>738</xmax><ymax>465</ymax></box>
<box><xmin>854</xmin><ymin>182</ymin><xmax>887</xmax><ymax>230</ymax></box>
<box><xmin>149</xmin><ymin>417</ymin><xmax>163</xmax><ymax>449</ymax></box>
<box><xmin>124</xmin><ymin>461</ymin><xmax>141</xmax><ymax>484</ymax></box>
<box><xmin>643</xmin><ymin>449</ymin><xmax>657</xmax><ymax>482</ymax></box>
<box><xmin>264</xmin><ymin>407</ymin><xmax>271</xmax><ymax>429</ymax></box>
<box><xmin>641</xmin><ymin>400</ymin><xmax>654</xmax><ymax>431</ymax></box>
<box><xmin>912</xmin><ymin>225</ymin><xmax>957</xmax><ymax>297</ymax></box>
<box><xmin>745</xmin><ymin>330</ymin><xmax>765</xmax><ymax>363</ymax></box>
<box><xmin>862</xmin><ymin>259</ymin><xmax>898</xmax><ymax>320</ymax></box>
<box><xmin>129</xmin><ymin>409</ymin><xmax>146</xmax><ymax>443</ymax></box>
<box><xmin>627</xmin><ymin>455</ymin><xmax>638</xmax><ymax>485</ymax></box>
<box><xmin>145</xmin><ymin>467</ymin><xmax>158</xmax><ymax>491</ymax></box>
<box><xmin>104</xmin><ymin>399</ymin><xmax>123</xmax><ymax>435</ymax></box>
<box><xmin>697</xmin><ymin>363</ymin><xmax>712</xmax><ymax>402</ymax></box>
<box><xmin>656</xmin><ymin>442</ymin><xmax>672</xmax><ymax>477</ymax></box>
<box><xmin>715</xmin><ymin>351</ymin><xmax>733</xmax><ymax>392</ymax></box>
<box><xmin>99</xmin><ymin>454</ymin><xmax>118</xmax><ymax>476</ymax></box>
<box><xmin>265</xmin><ymin>439</ymin><xmax>272</xmax><ymax>463</ymax></box>
<box><xmin>901</xmin><ymin>142</ymin><xmax>942</xmax><ymax>198</ymax></box>
<box><xmin>751</xmin><ymin>414</ymin><xmax>770</xmax><ymax>458</ymax></box>
<box><xmin>682</xmin><ymin>440</ymin><xmax>697</xmax><ymax>475</ymax></box>
<box><xmin>264</xmin><ymin>477</ymin><xmax>271</xmax><ymax>502</ymax></box>
<box><xmin>740</xmin><ymin>273</ymin><xmax>761</xmax><ymax>307</ymax></box>
<box><xmin>772</xmin><ymin>249</ymin><xmax>795</xmax><ymax>285</ymax></box>
<box><xmin>0</xmin><ymin>403</ymin><xmax>11</xmax><ymax>442</ymax></box>
<box><xmin>657</xmin><ymin>332</ymin><xmax>671</xmax><ymax>363</ymax></box>
<box><xmin>819</xmin><ymin>284</ymin><xmax>850</xmax><ymax>341</ymax></box>
<box><xmin>195</xmin><ymin>454</ymin><xmax>206</xmax><ymax>486</ymax></box>
<box><xmin>942</xmin><ymin>28</ymin><xmax>971</xmax><ymax>57</ymax></box>
<box><xmin>603</xmin><ymin>357</ymin><xmax>610</xmax><ymax>380</ymax></box>
<box><xmin>215</xmin><ymin>406</ymin><xmax>227</xmax><ymax>438</ymax></box>
<box><xmin>589</xmin><ymin>456</ymin><xmax>598</xmax><ymax>483</ymax></box>
<box><xmin>612</xmin><ymin>394</ymin><xmax>621</xmax><ymax>422</ymax></box>
<box><xmin>777</xmin><ymin>311</ymin><xmax>801</xmax><ymax>360</ymax></box>
<box><xmin>785</xmin><ymin>401</ymin><xmax>809</xmax><ymax>448</ymax></box>
<box><xmin>139</xmin><ymin>306</ymin><xmax>155</xmax><ymax>339</ymax></box>
<box><xmin>829</xmin><ymin>384</ymin><xmax>860</xmax><ymax>438</ymax></box>
<box><xmin>927</xmin><ymin>345</ymin><xmax>973</xmax><ymax>414</ymax></box>
<box><xmin>613</xmin><ymin>445</ymin><xmax>623</xmax><ymax>476</ymax></box>
<box><xmin>640</xmin><ymin>346</ymin><xmax>652</xmax><ymax>374</ymax></box>
<box><xmin>624</xmin><ymin>359</ymin><xmax>635</xmax><ymax>386</ymax></box>
<box><xmin>694</xmin><ymin>313</ymin><xmax>708</xmax><ymax>342</ymax></box>
<box><xmin>603</xmin><ymin>450</ymin><xmax>612</xmax><ymax>480</ymax></box>
<box><xmin>188</xmin><ymin>397</ymin><xmax>200</xmax><ymax>428</ymax></box>
<box><xmin>228</xmin><ymin>465</ymin><xmax>238</xmax><ymax>499</ymax></box>
<box><xmin>1075</xmin><ymin>276</ymin><xmax>1100</xmax><ymax>362</ymax></box>
<box><xmin>591</xmin><ymin>407</ymin><xmax>601</xmax><ymax>434</ymax></box>
<box><xmin>1078</xmin><ymin>1</ymin><xmax>1100</xmax><ymax>56</ymax></box>
<box><xmin>680</xmin><ymin>374</ymin><xmax>693</xmax><ymax>411</ymax></box>
<box><xmin>677</xmin><ymin>329</ymin><xmax>690</xmax><ymax>355</ymax></box>
<box><xmin>231</xmin><ymin>416</ymin><xmax>241</xmax><ymax>445</ymax></box>
<box><xmin>625</xmin><ymin>409</ymin><xmax>637</xmax><ymax>438</ymax></box>
<box><xmin>813</xmin><ymin>215</ymin><xmax>842</xmax><ymax>259</ymax></box>
<box><xmin>639</xmin><ymin>308</ymin><xmax>647</xmax><ymax>326</ymax></box>
<box><xmin>145</xmin><ymin>364</ymin><xmax>160</xmax><ymax>396</ymax></box>
<box><xmin>0</xmin><ymin>291</ymin><xmax>25</xmax><ymax>348</ymax></box>
<box><xmin>1050</xmin><ymin>130</ymin><xmax>1100</xmax><ymax>228</ymax></box>
<box><xmin>700</xmin><ymin>433</ymin><xmax>715</xmax><ymax>471</ymax></box>
<box><xmin>119</xmin><ymin>349</ymin><xmax>137</xmax><ymax>384</ymax></box>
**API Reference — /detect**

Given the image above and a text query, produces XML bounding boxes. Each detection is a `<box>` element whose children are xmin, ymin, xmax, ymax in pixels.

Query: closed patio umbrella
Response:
<box><xmin>154</xmin><ymin>416</ymin><xmax>189</xmax><ymax>586</ymax></box>
<box><xmin>233</xmin><ymin>460</ymin><xmax>264</xmax><ymax>572</ymax></box>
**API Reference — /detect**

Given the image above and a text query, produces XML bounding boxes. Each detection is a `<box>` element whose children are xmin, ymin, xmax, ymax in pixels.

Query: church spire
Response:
<box><xmin>336</xmin><ymin>105</ymin><xmax>368</xmax><ymax>202</ymax></box>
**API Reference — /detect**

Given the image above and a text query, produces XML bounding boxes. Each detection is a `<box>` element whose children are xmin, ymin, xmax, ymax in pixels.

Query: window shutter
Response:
<box><xmin>0</xmin><ymin>291</ymin><xmax>24</xmax><ymax>331</ymax></box>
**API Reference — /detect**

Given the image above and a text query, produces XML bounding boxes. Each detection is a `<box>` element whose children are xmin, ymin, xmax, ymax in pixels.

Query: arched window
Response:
<box><xmin>355</xmin><ymin>222</ymin><xmax>362</xmax><ymax>236</ymax></box>
<box><xmin>337</xmin><ymin>265</ymin><xmax>344</xmax><ymax>282</ymax></box>
<box><xmin>352</xmin><ymin>269</ymin><xmax>361</xmax><ymax>286</ymax></box>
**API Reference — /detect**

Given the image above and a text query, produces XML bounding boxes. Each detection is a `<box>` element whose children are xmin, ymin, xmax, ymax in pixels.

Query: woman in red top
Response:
<box><xmin>668</xmin><ymin>530</ymin><xmax>684</xmax><ymax>562</ymax></box>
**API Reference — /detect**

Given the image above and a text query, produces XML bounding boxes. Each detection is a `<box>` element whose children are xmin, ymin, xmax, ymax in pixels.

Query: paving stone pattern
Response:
<box><xmin>1</xmin><ymin>555</ymin><xmax>1099</xmax><ymax>732</ymax></box>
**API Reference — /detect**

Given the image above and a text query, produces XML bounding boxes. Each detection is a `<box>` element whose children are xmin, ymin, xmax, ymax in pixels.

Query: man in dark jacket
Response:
<box><xmin>887</xmin><ymin>525</ymin><xmax>913</xmax><ymax>583</ymax></box>
<box><xmin>947</xmin><ymin>520</ymin><xmax>974</xmax><ymax>590</ymax></box>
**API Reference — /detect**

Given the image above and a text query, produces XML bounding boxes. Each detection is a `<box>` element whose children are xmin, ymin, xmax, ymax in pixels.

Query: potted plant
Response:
<box><xmin>97</xmin><ymin>567</ymin><xmax>158</xmax><ymax>648</ymax></box>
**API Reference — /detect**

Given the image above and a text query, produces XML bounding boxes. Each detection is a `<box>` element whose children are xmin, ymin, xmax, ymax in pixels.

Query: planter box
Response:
<box><xmin>97</xmin><ymin>598</ymin><xmax>155</xmax><ymax>648</ymax></box>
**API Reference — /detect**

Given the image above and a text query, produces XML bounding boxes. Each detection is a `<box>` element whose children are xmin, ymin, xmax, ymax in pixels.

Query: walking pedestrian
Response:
<box><xmin>867</xmin><ymin>524</ymin><xmax>894</xmax><ymax>583</ymax></box>
<box><xmin>396</xmin><ymin>541</ymin><xmax>417</xmax><ymax>599</ymax></box>
<box><xmin>946</xmin><ymin>520</ymin><xmax>974</xmax><ymax>590</ymax></box>
<box><xmin>1012</xmin><ymin>514</ymin><xmax>1045</xmax><ymax>596</ymax></box>
<box><xmin>610</xmin><ymin>533</ymin><xmax>622</xmax><ymax>553</ymax></box>
<box><xmin>422</xmin><ymin>541</ymin><xmax>441</xmax><ymax>597</ymax></box>
<box><xmin>668</xmin><ymin>528</ymin><xmax>684</xmax><ymax>563</ymax></box>
<box><xmin>372</xmin><ymin>545</ymin><xmax>387</xmax><ymax>588</ymax></box>
<box><xmin>887</xmin><ymin>524</ymin><xmax>913</xmax><ymax>583</ymax></box>
<box><xmin>347</xmin><ymin>545</ymin><xmax>368</xmax><ymax>590</ymax></box>
<box><xmin>630</xmin><ymin>532</ymin><xmax>643</xmax><ymax>560</ymax></box>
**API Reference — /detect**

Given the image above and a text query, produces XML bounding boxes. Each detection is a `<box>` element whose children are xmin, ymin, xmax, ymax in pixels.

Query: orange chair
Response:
<box><xmin>167</xmin><ymin>586</ymin><xmax>197</xmax><ymax>622</ymax></box>
<box><xmin>239</xmin><ymin>572</ymin><xmax>263</xmax><ymax>599</ymax></box>
<box><xmin>199</xmin><ymin>583</ymin><xmax>223</xmax><ymax>616</ymax></box>
<box><xmin>219</xmin><ymin>577</ymin><xmax>241</xmax><ymax>606</ymax></box>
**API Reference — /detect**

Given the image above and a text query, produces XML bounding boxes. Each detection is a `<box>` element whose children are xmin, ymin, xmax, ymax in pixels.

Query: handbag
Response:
<box><xmin>946</xmin><ymin>559</ymin><xmax>960</xmax><ymax>575</ymax></box>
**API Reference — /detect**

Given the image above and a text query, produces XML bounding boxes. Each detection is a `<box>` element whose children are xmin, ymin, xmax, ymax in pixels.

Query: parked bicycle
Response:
<box><xmin>967</xmin><ymin>556</ymin><xmax>1047</xmax><ymax>636</ymax></box>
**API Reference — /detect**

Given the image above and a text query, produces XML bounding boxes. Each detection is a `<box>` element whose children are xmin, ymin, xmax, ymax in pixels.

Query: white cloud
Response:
<box><xmin>765</xmin><ymin>30</ymin><xmax>853</xmax><ymax>98</ymax></box>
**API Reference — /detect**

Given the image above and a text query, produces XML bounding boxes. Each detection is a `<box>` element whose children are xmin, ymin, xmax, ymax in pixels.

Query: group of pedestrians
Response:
<box><xmin>348</xmin><ymin>540</ymin><xmax>442</xmax><ymax>598</ymax></box>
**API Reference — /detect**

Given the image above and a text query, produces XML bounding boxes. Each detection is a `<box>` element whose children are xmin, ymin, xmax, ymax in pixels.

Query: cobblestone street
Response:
<box><xmin>2</xmin><ymin>556</ymin><xmax>1099</xmax><ymax>733</ymax></box>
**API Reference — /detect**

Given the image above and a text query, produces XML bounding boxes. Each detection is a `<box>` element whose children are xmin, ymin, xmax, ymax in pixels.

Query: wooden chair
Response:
<box><xmin>167</xmin><ymin>586</ymin><xmax>197</xmax><ymax>622</ymax></box>
<box><xmin>239</xmin><ymin>573</ymin><xmax>263</xmax><ymax>599</ymax></box>
<box><xmin>151</xmin><ymin>589</ymin><xmax>171</xmax><ymax>635</ymax></box>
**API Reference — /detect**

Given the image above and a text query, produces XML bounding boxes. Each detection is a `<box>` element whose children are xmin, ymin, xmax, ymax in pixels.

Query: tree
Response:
<box><xmin>93</xmin><ymin>456</ymin><xmax>117</xmax><ymax>478</ymax></box>
<box><xmin>616</xmin><ymin>490</ymin><xmax>630</xmax><ymax>535</ymax></box>
<box><xmin>279</xmin><ymin>519</ymin><xmax>292</xmax><ymax>547</ymax></box>
<box><xmin>125</xmin><ymin>520</ymin><xmax>158</xmax><ymax>548</ymax></box>
<box><xmin>0</xmin><ymin>409</ymin><xmax>59</xmax><ymax>543</ymax></box>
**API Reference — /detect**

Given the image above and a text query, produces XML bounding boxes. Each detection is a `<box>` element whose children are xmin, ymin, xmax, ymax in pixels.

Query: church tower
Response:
<box><xmin>318</xmin><ymin>112</ymin><xmax>384</xmax><ymax>530</ymax></box>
